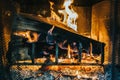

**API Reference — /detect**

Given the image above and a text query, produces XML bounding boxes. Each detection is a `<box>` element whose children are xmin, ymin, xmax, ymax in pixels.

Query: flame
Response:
<box><xmin>59</xmin><ymin>0</ymin><xmax>78</xmax><ymax>31</ymax></box>
<box><xmin>14</xmin><ymin>31</ymin><xmax>101</xmax><ymax>64</ymax></box>
<box><xmin>49</xmin><ymin>1</ymin><xmax>61</xmax><ymax>21</ymax></box>
<box><xmin>89</xmin><ymin>43</ymin><xmax>93</xmax><ymax>56</ymax></box>
<box><xmin>67</xmin><ymin>44</ymin><xmax>71</xmax><ymax>58</ymax></box>
<box><xmin>48</xmin><ymin>0</ymin><xmax>78</xmax><ymax>31</ymax></box>
<box><xmin>13</xmin><ymin>31</ymin><xmax>40</xmax><ymax>43</ymax></box>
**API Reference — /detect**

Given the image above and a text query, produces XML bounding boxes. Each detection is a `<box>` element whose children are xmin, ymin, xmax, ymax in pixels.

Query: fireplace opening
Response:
<box><xmin>4</xmin><ymin>13</ymin><xmax>105</xmax><ymax>79</ymax></box>
<box><xmin>1</xmin><ymin>0</ymin><xmax>119</xmax><ymax>80</ymax></box>
<box><xmin>7</xmin><ymin>13</ymin><xmax>105</xmax><ymax>65</ymax></box>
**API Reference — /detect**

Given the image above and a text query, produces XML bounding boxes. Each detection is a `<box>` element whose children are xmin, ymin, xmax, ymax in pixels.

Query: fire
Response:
<box><xmin>67</xmin><ymin>44</ymin><xmax>71</xmax><ymax>58</ymax></box>
<box><xmin>48</xmin><ymin>0</ymin><xmax>78</xmax><ymax>31</ymax></box>
<box><xmin>49</xmin><ymin>1</ymin><xmax>61</xmax><ymax>21</ymax></box>
<box><xmin>14</xmin><ymin>30</ymin><xmax>101</xmax><ymax>64</ymax></box>
<box><xmin>11</xmin><ymin>65</ymin><xmax>104</xmax><ymax>80</ymax></box>
<box><xmin>13</xmin><ymin>30</ymin><xmax>40</xmax><ymax>43</ymax></box>
<box><xmin>58</xmin><ymin>0</ymin><xmax>78</xmax><ymax>31</ymax></box>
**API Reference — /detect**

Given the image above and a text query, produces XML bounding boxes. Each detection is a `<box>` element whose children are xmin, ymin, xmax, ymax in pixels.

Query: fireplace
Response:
<box><xmin>1</xmin><ymin>0</ymin><xmax>120</xmax><ymax>80</ymax></box>
<box><xmin>8</xmin><ymin>13</ymin><xmax>105</xmax><ymax>65</ymax></box>
<box><xmin>6</xmin><ymin>12</ymin><xmax>106</xmax><ymax>80</ymax></box>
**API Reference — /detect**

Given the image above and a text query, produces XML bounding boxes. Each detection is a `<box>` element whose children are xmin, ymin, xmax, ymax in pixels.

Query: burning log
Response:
<box><xmin>13</xmin><ymin>30</ymin><xmax>40</xmax><ymax>43</ymax></box>
<box><xmin>19</xmin><ymin>12</ymin><xmax>77</xmax><ymax>33</ymax></box>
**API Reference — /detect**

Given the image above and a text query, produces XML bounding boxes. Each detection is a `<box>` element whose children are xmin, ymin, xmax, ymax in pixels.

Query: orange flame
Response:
<box><xmin>59</xmin><ymin>0</ymin><xmax>78</xmax><ymax>31</ymax></box>
<box><xmin>49</xmin><ymin>1</ymin><xmax>61</xmax><ymax>21</ymax></box>
<box><xmin>67</xmin><ymin>44</ymin><xmax>71</xmax><ymax>58</ymax></box>
<box><xmin>13</xmin><ymin>31</ymin><xmax>40</xmax><ymax>43</ymax></box>
<box><xmin>49</xmin><ymin>0</ymin><xmax>78</xmax><ymax>31</ymax></box>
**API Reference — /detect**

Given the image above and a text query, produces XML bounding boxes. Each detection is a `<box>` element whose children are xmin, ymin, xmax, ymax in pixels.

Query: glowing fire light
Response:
<box><xmin>49</xmin><ymin>0</ymin><xmax>78</xmax><ymax>31</ymax></box>
<box><xmin>49</xmin><ymin>1</ymin><xmax>61</xmax><ymax>21</ymax></box>
<box><xmin>13</xmin><ymin>31</ymin><xmax>40</xmax><ymax>43</ymax></box>
<box><xmin>67</xmin><ymin>44</ymin><xmax>71</xmax><ymax>58</ymax></box>
<box><xmin>59</xmin><ymin>0</ymin><xmax>78</xmax><ymax>31</ymax></box>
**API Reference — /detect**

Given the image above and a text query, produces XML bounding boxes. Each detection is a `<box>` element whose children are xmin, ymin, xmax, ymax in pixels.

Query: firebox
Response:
<box><xmin>6</xmin><ymin>12</ymin><xmax>105</xmax><ymax>80</ymax></box>
<box><xmin>7</xmin><ymin>13</ymin><xmax>105</xmax><ymax>65</ymax></box>
<box><xmin>4</xmin><ymin>0</ymin><xmax>116</xmax><ymax>80</ymax></box>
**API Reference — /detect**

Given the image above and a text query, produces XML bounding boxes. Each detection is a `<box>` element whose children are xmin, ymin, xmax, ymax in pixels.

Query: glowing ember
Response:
<box><xmin>59</xmin><ymin>0</ymin><xmax>78</xmax><ymax>31</ymax></box>
<box><xmin>17</xmin><ymin>54</ymin><xmax>101</xmax><ymax>64</ymax></box>
<box><xmin>11</xmin><ymin>65</ymin><xmax>104</xmax><ymax>80</ymax></box>
<box><xmin>13</xmin><ymin>30</ymin><xmax>40</xmax><ymax>43</ymax></box>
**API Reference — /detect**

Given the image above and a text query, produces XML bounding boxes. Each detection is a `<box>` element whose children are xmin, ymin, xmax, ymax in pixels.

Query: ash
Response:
<box><xmin>10</xmin><ymin>65</ymin><xmax>112</xmax><ymax>80</ymax></box>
